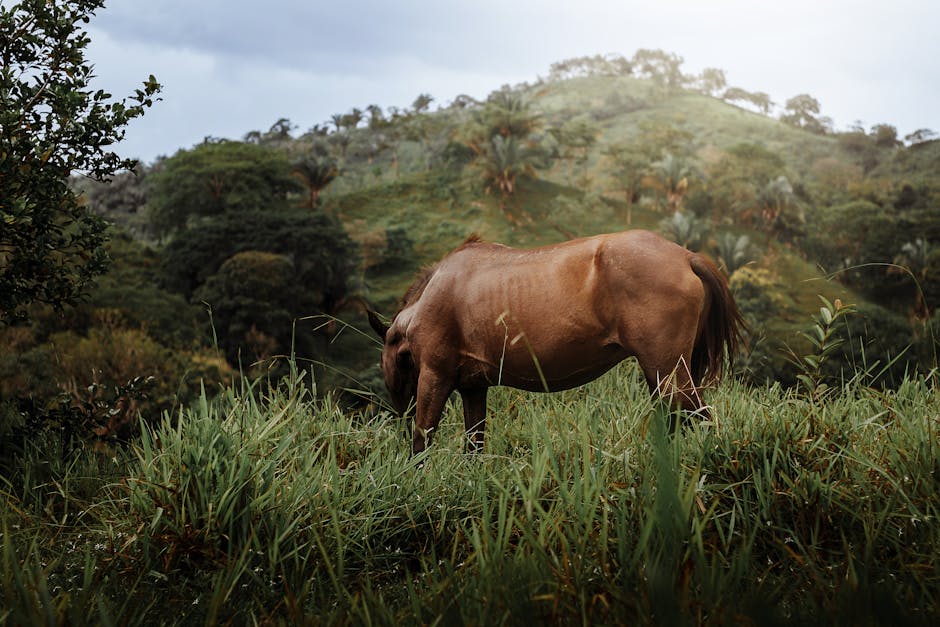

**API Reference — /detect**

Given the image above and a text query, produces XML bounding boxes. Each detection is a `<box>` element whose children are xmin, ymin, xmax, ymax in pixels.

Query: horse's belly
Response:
<box><xmin>479</xmin><ymin>335</ymin><xmax>628</xmax><ymax>392</ymax></box>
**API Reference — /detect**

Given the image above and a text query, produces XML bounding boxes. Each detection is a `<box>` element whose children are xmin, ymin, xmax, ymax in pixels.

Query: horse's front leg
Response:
<box><xmin>459</xmin><ymin>387</ymin><xmax>488</xmax><ymax>454</ymax></box>
<box><xmin>412</xmin><ymin>369</ymin><xmax>452</xmax><ymax>455</ymax></box>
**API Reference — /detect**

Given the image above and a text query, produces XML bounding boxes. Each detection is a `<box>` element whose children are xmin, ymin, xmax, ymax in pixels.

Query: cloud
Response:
<box><xmin>82</xmin><ymin>0</ymin><xmax>940</xmax><ymax>163</ymax></box>
<box><xmin>92</xmin><ymin>1</ymin><xmax>515</xmax><ymax>73</ymax></box>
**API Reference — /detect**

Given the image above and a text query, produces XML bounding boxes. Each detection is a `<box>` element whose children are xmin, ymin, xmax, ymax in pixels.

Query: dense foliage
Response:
<box><xmin>146</xmin><ymin>141</ymin><xmax>302</xmax><ymax>237</ymax></box>
<box><xmin>0</xmin><ymin>0</ymin><xmax>159</xmax><ymax>323</ymax></box>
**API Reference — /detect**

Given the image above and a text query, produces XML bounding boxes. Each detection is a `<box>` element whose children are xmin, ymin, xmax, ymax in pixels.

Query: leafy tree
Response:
<box><xmin>549</xmin><ymin>115</ymin><xmax>598</xmax><ymax>187</ymax></box>
<box><xmin>147</xmin><ymin>141</ymin><xmax>301</xmax><ymax>236</ymax></box>
<box><xmin>259</xmin><ymin>118</ymin><xmax>295</xmax><ymax>145</ymax></box>
<box><xmin>1</xmin><ymin>0</ymin><xmax>160</xmax><ymax>324</ymax></box>
<box><xmin>722</xmin><ymin>88</ymin><xmax>773</xmax><ymax>114</ymax></box>
<box><xmin>705</xmin><ymin>143</ymin><xmax>786</xmax><ymax>222</ymax></box>
<box><xmin>72</xmin><ymin>164</ymin><xmax>150</xmax><ymax>235</ymax></box>
<box><xmin>163</xmin><ymin>211</ymin><xmax>359</xmax><ymax>367</ymax></box>
<box><xmin>697</xmin><ymin>68</ymin><xmax>727</xmax><ymax>97</ymax></box>
<box><xmin>459</xmin><ymin>91</ymin><xmax>548</xmax><ymax>206</ymax></box>
<box><xmin>327</xmin><ymin>131</ymin><xmax>352</xmax><ymax>166</ymax></box>
<box><xmin>159</xmin><ymin>209</ymin><xmax>358</xmax><ymax>316</ymax></box>
<box><xmin>631</xmin><ymin>49</ymin><xmax>687</xmax><ymax>91</ymax></box>
<box><xmin>803</xmin><ymin>200</ymin><xmax>895</xmax><ymax>275</ymax></box>
<box><xmin>195</xmin><ymin>251</ymin><xmax>301</xmax><ymax>364</ymax></box>
<box><xmin>603</xmin><ymin>144</ymin><xmax>647</xmax><ymax>225</ymax></box>
<box><xmin>461</xmin><ymin>91</ymin><xmax>542</xmax><ymax>154</ymax></box>
<box><xmin>403</xmin><ymin>111</ymin><xmax>448</xmax><ymax>172</ymax></box>
<box><xmin>870</xmin><ymin>124</ymin><xmax>901</xmax><ymax>148</ymax></box>
<box><xmin>750</xmin><ymin>92</ymin><xmax>773</xmax><ymax>115</ymax></box>
<box><xmin>547</xmin><ymin>54</ymin><xmax>633</xmax><ymax>80</ymax></box>
<box><xmin>343</xmin><ymin>108</ymin><xmax>364</xmax><ymax>130</ymax></box>
<box><xmin>411</xmin><ymin>93</ymin><xmax>434</xmax><ymax>114</ymax></box>
<box><xmin>722</xmin><ymin>87</ymin><xmax>752</xmax><ymax>106</ymax></box>
<box><xmin>381</xmin><ymin>226</ymin><xmax>415</xmax><ymax>270</ymax></box>
<box><xmin>836</xmin><ymin>129</ymin><xmax>882</xmax><ymax>174</ymax></box>
<box><xmin>448</xmin><ymin>94</ymin><xmax>480</xmax><ymax>110</ymax></box>
<box><xmin>365</xmin><ymin>104</ymin><xmax>385</xmax><ymax>129</ymax></box>
<box><xmin>329</xmin><ymin>113</ymin><xmax>345</xmax><ymax>133</ymax></box>
<box><xmin>904</xmin><ymin>129</ymin><xmax>938</xmax><ymax>145</ymax></box>
<box><xmin>780</xmin><ymin>94</ymin><xmax>829</xmax><ymax>134</ymax></box>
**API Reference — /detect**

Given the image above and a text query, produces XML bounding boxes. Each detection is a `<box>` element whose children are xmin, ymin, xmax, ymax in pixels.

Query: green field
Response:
<box><xmin>3</xmin><ymin>359</ymin><xmax>938</xmax><ymax>624</ymax></box>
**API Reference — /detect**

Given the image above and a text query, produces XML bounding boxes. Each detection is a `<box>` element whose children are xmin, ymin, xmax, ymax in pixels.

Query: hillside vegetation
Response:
<box><xmin>5</xmin><ymin>52</ymin><xmax>939</xmax><ymax>443</ymax></box>
<box><xmin>3</xmin><ymin>46</ymin><xmax>940</xmax><ymax>623</ymax></box>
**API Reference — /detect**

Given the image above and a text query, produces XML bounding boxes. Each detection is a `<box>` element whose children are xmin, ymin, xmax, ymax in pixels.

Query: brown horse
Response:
<box><xmin>368</xmin><ymin>230</ymin><xmax>746</xmax><ymax>454</ymax></box>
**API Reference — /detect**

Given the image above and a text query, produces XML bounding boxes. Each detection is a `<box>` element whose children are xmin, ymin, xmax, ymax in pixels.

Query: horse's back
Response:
<box><xmin>418</xmin><ymin>230</ymin><xmax>701</xmax><ymax>329</ymax></box>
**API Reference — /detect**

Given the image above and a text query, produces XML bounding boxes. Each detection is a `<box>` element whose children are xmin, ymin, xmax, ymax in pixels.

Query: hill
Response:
<box><xmin>13</xmin><ymin>52</ymin><xmax>939</xmax><ymax>419</ymax></box>
<box><xmin>298</xmin><ymin>70</ymin><xmax>937</xmax><ymax>388</ymax></box>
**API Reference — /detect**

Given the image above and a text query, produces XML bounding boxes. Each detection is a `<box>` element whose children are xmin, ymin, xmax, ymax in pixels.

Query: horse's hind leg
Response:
<box><xmin>642</xmin><ymin>357</ymin><xmax>710</xmax><ymax>424</ymax></box>
<box><xmin>632</xmin><ymin>336</ymin><xmax>710</xmax><ymax>427</ymax></box>
<box><xmin>459</xmin><ymin>387</ymin><xmax>488</xmax><ymax>454</ymax></box>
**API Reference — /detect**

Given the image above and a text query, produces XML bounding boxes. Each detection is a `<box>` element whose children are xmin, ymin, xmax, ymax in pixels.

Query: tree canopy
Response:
<box><xmin>147</xmin><ymin>141</ymin><xmax>301</xmax><ymax>236</ymax></box>
<box><xmin>0</xmin><ymin>0</ymin><xmax>160</xmax><ymax>324</ymax></box>
<box><xmin>159</xmin><ymin>209</ymin><xmax>358</xmax><ymax>311</ymax></box>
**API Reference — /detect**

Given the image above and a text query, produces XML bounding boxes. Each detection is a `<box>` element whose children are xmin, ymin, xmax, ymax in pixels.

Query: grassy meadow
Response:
<box><xmin>2</xmin><ymin>358</ymin><xmax>939</xmax><ymax>625</ymax></box>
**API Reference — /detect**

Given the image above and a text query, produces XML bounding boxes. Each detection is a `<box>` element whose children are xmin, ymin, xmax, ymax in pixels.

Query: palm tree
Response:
<box><xmin>646</xmin><ymin>153</ymin><xmax>693</xmax><ymax>214</ymax></box>
<box><xmin>714</xmin><ymin>232</ymin><xmax>752</xmax><ymax>276</ymax></box>
<box><xmin>755</xmin><ymin>175</ymin><xmax>799</xmax><ymax>240</ymax></box>
<box><xmin>484</xmin><ymin>91</ymin><xmax>541</xmax><ymax>139</ymax></box>
<box><xmin>460</xmin><ymin>92</ymin><xmax>542</xmax><ymax>156</ymax></box>
<box><xmin>365</xmin><ymin>104</ymin><xmax>385</xmax><ymax>130</ymax></box>
<box><xmin>479</xmin><ymin>135</ymin><xmax>538</xmax><ymax>197</ymax></box>
<box><xmin>659</xmin><ymin>211</ymin><xmax>706</xmax><ymax>251</ymax></box>
<box><xmin>292</xmin><ymin>154</ymin><xmax>338</xmax><ymax>209</ymax></box>
<box><xmin>330</xmin><ymin>113</ymin><xmax>344</xmax><ymax>133</ymax></box>
<box><xmin>411</xmin><ymin>93</ymin><xmax>434</xmax><ymax>114</ymax></box>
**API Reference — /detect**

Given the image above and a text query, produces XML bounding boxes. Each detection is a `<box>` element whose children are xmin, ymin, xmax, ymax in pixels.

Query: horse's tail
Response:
<box><xmin>689</xmin><ymin>255</ymin><xmax>748</xmax><ymax>386</ymax></box>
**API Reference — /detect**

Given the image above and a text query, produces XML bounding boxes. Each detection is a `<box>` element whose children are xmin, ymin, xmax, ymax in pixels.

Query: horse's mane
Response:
<box><xmin>399</xmin><ymin>234</ymin><xmax>483</xmax><ymax>309</ymax></box>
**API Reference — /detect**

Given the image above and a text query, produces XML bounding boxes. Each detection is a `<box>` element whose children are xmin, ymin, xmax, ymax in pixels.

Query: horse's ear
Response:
<box><xmin>367</xmin><ymin>310</ymin><xmax>389</xmax><ymax>341</ymax></box>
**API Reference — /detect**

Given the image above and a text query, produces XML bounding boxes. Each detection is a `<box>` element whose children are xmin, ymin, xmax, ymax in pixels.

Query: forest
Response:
<box><xmin>2</xmin><ymin>2</ymin><xmax>940</xmax><ymax>622</ymax></box>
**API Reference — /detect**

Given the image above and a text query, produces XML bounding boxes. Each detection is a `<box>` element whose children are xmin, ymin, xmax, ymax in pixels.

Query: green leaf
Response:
<box><xmin>796</xmin><ymin>374</ymin><xmax>816</xmax><ymax>390</ymax></box>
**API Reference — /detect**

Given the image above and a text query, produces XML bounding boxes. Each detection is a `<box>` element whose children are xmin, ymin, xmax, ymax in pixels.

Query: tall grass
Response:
<box><xmin>2</xmin><ymin>362</ymin><xmax>939</xmax><ymax>624</ymax></box>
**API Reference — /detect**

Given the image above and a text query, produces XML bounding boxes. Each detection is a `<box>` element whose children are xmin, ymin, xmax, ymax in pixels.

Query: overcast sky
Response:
<box><xmin>83</xmin><ymin>0</ymin><xmax>939</xmax><ymax>165</ymax></box>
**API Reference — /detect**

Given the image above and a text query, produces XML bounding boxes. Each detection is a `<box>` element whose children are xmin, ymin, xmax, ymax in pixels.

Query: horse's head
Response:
<box><xmin>368</xmin><ymin>310</ymin><xmax>418</xmax><ymax>416</ymax></box>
